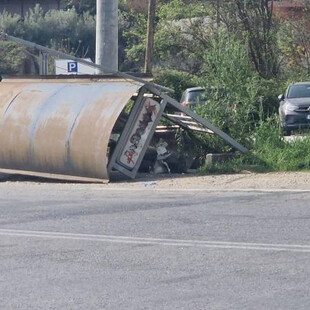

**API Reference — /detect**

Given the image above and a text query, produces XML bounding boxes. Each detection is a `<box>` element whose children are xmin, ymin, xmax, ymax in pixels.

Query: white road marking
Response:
<box><xmin>1</xmin><ymin>229</ymin><xmax>310</xmax><ymax>253</ymax></box>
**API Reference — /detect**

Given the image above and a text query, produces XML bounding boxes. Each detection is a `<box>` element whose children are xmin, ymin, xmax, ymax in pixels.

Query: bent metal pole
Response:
<box><xmin>0</xmin><ymin>32</ymin><xmax>173</xmax><ymax>93</ymax></box>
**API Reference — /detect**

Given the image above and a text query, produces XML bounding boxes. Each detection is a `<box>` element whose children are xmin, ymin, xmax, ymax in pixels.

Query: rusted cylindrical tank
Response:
<box><xmin>0</xmin><ymin>77</ymin><xmax>141</xmax><ymax>182</ymax></box>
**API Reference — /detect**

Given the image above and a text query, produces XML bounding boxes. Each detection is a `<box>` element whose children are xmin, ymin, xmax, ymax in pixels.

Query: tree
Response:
<box><xmin>154</xmin><ymin>0</ymin><xmax>212</xmax><ymax>73</ymax></box>
<box><xmin>0</xmin><ymin>5</ymin><xmax>96</xmax><ymax>73</ymax></box>
<box><xmin>278</xmin><ymin>1</ymin><xmax>310</xmax><ymax>76</ymax></box>
<box><xmin>234</xmin><ymin>0</ymin><xmax>279</xmax><ymax>79</ymax></box>
<box><xmin>0</xmin><ymin>5</ymin><xmax>96</xmax><ymax>58</ymax></box>
<box><xmin>202</xmin><ymin>0</ymin><xmax>280</xmax><ymax>79</ymax></box>
<box><xmin>119</xmin><ymin>5</ymin><xmax>147</xmax><ymax>71</ymax></box>
<box><xmin>0</xmin><ymin>42</ymin><xmax>26</xmax><ymax>74</ymax></box>
<box><xmin>64</xmin><ymin>0</ymin><xmax>96</xmax><ymax>15</ymax></box>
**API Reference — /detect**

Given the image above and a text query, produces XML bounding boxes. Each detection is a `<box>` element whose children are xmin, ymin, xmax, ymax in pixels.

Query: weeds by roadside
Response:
<box><xmin>201</xmin><ymin>117</ymin><xmax>310</xmax><ymax>174</ymax></box>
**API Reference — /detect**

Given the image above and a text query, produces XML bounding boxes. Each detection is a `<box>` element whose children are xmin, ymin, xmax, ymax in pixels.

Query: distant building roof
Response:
<box><xmin>273</xmin><ymin>0</ymin><xmax>304</xmax><ymax>8</ymax></box>
<box><xmin>273</xmin><ymin>0</ymin><xmax>306</xmax><ymax>20</ymax></box>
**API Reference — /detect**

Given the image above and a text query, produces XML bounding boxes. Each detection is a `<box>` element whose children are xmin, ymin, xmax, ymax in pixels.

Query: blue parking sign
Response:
<box><xmin>68</xmin><ymin>61</ymin><xmax>78</xmax><ymax>73</ymax></box>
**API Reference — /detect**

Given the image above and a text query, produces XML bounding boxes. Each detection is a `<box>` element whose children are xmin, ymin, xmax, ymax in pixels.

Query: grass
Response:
<box><xmin>200</xmin><ymin>117</ymin><xmax>310</xmax><ymax>174</ymax></box>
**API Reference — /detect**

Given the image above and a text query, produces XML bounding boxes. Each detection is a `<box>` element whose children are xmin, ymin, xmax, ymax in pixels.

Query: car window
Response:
<box><xmin>287</xmin><ymin>85</ymin><xmax>310</xmax><ymax>98</ymax></box>
<box><xmin>187</xmin><ymin>90</ymin><xmax>205</xmax><ymax>103</ymax></box>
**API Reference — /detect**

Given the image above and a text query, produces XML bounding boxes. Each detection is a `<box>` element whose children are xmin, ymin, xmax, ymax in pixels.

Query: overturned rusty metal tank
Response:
<box><xmin>0</xmin><ymin>77</ymin><xmax>142</xmax><ymax>182</ymax></box>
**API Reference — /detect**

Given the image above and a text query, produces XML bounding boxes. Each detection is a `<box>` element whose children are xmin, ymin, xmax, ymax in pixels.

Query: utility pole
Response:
<box><xmin>144</xmin><ymin>0</ymin><xmax>156</xmax><ymax>74</ymax></box>
<box><xmin>96</xmin><ymin>0</ymin><xmax>118</xmax><ymax>74</ymax></box>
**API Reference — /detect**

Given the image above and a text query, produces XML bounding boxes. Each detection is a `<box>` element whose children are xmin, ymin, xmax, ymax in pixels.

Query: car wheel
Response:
<box><xmin>283</xmin><ymin>128</ymin><xmax>291</xmax><ymax>136</ymax></box>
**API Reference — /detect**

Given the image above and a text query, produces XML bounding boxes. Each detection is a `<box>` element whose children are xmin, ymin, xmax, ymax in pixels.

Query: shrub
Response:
<box><xmin>0</xmin><ymin>41</ymin><xmax>26</xmax><ymax>74</ymax></box>
<box><xmin>153</xmin><ymin>69</ymin><xmax>198</xmax><ymax>101</ymax></box>
<box><xmin>201</xmin><ymin>116</ymin><xmax>310</xmax><ymax>173</ymax></box>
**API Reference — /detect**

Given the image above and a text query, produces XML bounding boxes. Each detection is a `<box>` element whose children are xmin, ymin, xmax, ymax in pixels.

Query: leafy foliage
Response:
<box><xmin>0</xmin><ymin>42</ymin><xmax>26</xmax><ymax>74</ymax></box>
<box><xmin>0</xmin><ymin>5</ymin><xmax>95</xmax><ymax>73</ymax></box>
<box><xmin>154</xmin><ymin>0</ymin><xmax>216</xmax><ymax>73</ymax></box>
<box><xmin>190</xmin><ymin>31</ymin><xmax>264</xmax><ymax>149</ymax></box>
<box><xmin>120</xmin><ymin>7</ymin><xmax>147</xmax><ymax>70</ymax></box>
<box><xmin>278</xmin><ymin>4</ymin><xmax>310</xmax><ymax>77</ymax></box>
<box><xmin>64</xmin><ymin>0</ymin><xmax>96</xmax><ymax>15</ymax></box>
<box><xmin>23</xmin><ymin>5</ymin><xmax>95</xmax><ymax>57</ymax></box>
<box><xmin>153</xmin><ymin>69</ymin><xmax>197</xmax><ymax>100</ymax></box>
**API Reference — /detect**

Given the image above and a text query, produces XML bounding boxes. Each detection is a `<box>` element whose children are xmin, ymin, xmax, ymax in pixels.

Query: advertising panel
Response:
<box><xmin>119</xmin><ymin>98</ymin><xmax>160</xmax><ymax>169</ymax></box>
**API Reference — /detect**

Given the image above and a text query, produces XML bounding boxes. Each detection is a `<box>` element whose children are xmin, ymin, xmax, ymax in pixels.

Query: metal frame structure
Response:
<box><xmin>108</xmin><ymin>86</ymin><xmax>167</xmax><ymax>178</ymax></box>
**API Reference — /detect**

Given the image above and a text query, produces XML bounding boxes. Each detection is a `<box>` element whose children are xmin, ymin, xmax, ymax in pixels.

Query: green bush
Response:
<box><xmin>0</xmin><ymin>41</ymin><xmax>26</xmax><ymax>74</ymax></box>
<box><xmin>0</xmin><ymin>5</ymin><xmax>95</xmax><ymax>58</ymax></box>
<box><xmin>153</xmin><ymin>69</ymin><xmax>198</xmax><ymax>101</ymax></box>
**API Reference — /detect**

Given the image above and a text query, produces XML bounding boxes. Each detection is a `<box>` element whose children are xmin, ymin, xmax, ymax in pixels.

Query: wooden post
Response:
<box><xmin>21</xmin><ymin>0</ymin><xmax>24</xmax><ymax>18</ymax></box>
<box><xmin>144</xmin><ymin>0</ymin><xmax>156</xmax><ymax>74</ymax></box>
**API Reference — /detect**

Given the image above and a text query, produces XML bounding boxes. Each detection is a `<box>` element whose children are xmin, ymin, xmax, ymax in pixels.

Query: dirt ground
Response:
<box><xmin>2</xmin><ymin>171</ymin><xmax>310</xmax><ymax>191</ymax></box>
<box><xmin>108</xmin><ymin>171</ymin><xmax>310</xmax><ymax>190</ymax></box>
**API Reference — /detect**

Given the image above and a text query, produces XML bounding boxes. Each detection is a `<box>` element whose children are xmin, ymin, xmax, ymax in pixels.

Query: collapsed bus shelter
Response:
<box><xmin>0</xmin><ymin>34</ymin><xmax>248</xmax><ymax>182</ymax></box>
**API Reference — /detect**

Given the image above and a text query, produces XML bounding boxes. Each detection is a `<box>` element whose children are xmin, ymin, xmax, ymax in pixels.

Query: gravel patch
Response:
<box><xmin>1</xmin><ymin>171</ymin><xmax>310</xmax><ymax>191</ymax></box>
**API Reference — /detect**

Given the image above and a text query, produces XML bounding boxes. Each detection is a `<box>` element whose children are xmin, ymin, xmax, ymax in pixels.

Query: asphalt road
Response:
<box><xmin>1</xmin><ymin>182</ymin><xmax>310</xmax><ymax>310</ymax></box>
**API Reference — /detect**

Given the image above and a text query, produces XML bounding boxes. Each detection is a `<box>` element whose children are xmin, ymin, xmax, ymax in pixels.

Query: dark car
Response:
<box><xmin>279</xmin><ymin>82</ymin><xmax>310</xmax><ymax>136</ymax></box>
<box><xmin>180</xmin><ymin>87</ymin><xmax>206</xmax><ymax>109</ymax></box>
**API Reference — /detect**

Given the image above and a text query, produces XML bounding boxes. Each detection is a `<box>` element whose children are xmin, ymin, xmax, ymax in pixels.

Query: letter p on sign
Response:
<box><xmin>68</xmin><ymin>61</ymin><xmax>78</xmax><ymax>73</ymax></box>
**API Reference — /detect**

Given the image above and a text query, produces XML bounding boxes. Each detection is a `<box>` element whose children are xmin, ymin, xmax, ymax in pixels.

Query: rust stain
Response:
<box><xmin>0</xmin><ymin>78</ymin><xmax>141</xmax><ymax>181</ymax></box>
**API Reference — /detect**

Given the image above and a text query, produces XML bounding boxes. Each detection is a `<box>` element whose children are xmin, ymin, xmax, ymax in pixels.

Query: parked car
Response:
<box><xmin>180</xmin><ymin>87</ymin><xmax>206</xmax><ymax>109</ymax></box>
<box><xmin>279</xmin><ymin>82</ymin><xmax>310</xmax><ymax>136</ymax></box>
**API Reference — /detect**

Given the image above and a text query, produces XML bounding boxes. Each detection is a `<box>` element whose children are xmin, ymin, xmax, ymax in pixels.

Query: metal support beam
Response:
<box><xmin>39</xmin><ymin>52</ymin><xmax>48</xmax><ymax>75</ymax></box>
<box><xmin>146</xmin><ymin>84</ymin><xmax>249</xmax><ymax>154</ymax></box>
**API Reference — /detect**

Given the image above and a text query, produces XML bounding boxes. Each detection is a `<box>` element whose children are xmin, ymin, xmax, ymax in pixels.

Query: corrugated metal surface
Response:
<box><xmin>0</xmin><ymin>78</ymin><xmax>142</xmax><ymax>181</ymax></box>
